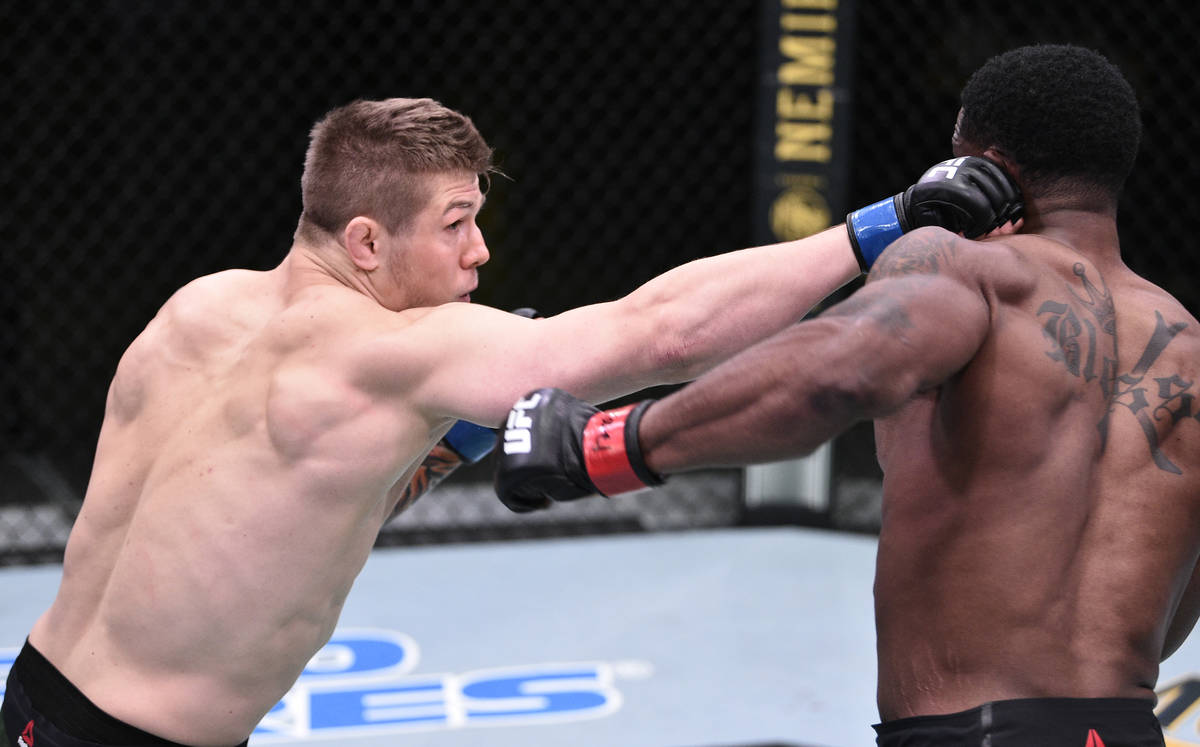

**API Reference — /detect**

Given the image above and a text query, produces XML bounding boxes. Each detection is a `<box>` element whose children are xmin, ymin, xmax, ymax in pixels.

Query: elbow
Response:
<box><xmin>633</xmin><ymin>303</ymin><xmax>721</xmax><ymax>383</ymax></box>
<box><xmin>650</xmin><ymin>332</ymin><xmax>712</xmax><ymax>383</ymax></box>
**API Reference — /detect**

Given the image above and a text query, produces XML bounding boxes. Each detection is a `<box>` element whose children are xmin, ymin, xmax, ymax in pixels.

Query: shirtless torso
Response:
<box><xmin>488</xmin><ymin>43</ymin><xmax>1192</xmax><ymax>741</ymax></box>
<box><xmin>607</xmin><ymin>221</ymin><xmax>1200</xmax><ymax>727</ymax></box>
<box><xmin>871</xmin><ymin>229</ymin><xmax>1200</xmax><ymax>720</ymax></box>
<box><xmin>25</xmin><ymin>182</ymin><xmax>865</xmax><ymax>743</ymax></box>
<box><xmin>29</xmin><ymin>270</ymin><xmax>439</xmax><ymax>741</ymax></box>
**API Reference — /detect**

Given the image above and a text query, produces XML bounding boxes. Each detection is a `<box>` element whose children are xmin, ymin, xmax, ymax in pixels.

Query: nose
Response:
<box><xmin>463</xmin><ymin>224</ymin><xmax>489</xmax><ymax>268</ymax></box>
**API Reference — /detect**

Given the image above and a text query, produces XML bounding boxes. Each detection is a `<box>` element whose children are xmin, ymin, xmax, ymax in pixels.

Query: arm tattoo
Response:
<box><xmin>867</xmin><ymin>230</ymin><xmax>959</xmax><ymax>281</ymax></box>
<box><xmin>828</xmin><ymin>230</ymin><xmax>947</xmax><ymax>335</ymax></box>
<box><xmin>390</xmin><ymin>442</ymin><xmax>463</xmax><ymax>518</ymax></box>
<box><xmin>1036</xmin><ymin>263</ymin><xmax>1192</xmax><ymax>474</ymax></box>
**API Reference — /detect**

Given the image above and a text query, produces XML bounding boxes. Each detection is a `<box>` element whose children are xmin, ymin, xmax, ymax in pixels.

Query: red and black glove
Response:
<box><xmin>493</xmin><ymin>388</ymin><xmax>664</xmax><ymax>513</ymax></box>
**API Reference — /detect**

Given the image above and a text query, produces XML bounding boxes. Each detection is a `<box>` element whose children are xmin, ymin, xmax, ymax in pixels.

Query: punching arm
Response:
<box><xmin>494</xmin><ymin>228</ymin><xmax>994</xmax><ymax>509</ymax></box>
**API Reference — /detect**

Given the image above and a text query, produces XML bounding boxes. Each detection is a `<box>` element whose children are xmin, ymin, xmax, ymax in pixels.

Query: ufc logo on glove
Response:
<box><xmin>503</xmin><ymin>392</ymin><xmax>542</xmax><ymax>455</ymax></box>
<box><xmin>920</xmin><ymin>156</ymin><xmax>968</xmax><ymax>181</ymax></box>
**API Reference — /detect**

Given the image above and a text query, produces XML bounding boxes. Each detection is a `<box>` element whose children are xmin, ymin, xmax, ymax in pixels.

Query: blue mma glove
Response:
<box><xmin>846</xmin><ymin>156</ymin><xmax>1023</xmax><ymax>272</ymax></box>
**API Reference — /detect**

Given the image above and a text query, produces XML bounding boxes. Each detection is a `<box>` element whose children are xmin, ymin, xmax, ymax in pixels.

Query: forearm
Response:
<box><xmin>618</xmin><ymin>226</ymin><xmax>859</xmax><ymax>380</ymax></box>
<box><xmin>636</xmin><ymin>320</ymin><xmax>873</xmax><ymax>474</ymax></box>
<box><xmin>490</xmin><ymin>323</ymin><xmax>881</xmax><ymax>513</ymax></box>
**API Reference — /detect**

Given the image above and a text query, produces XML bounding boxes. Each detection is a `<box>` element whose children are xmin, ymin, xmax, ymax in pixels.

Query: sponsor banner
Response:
<box><xmin>0</xmin><ymin>629</ymin><xmax>651</xmax><ymax>741</ymax></box>
<box><xmin>5</xmin><ymin>633</ymin><xmax>1199</xmax><ymax>742</ymax></box>
<box><xmin>754</xmin><ymin>0</ymin><xmax>857</xmax><ymax>245</ymax></box>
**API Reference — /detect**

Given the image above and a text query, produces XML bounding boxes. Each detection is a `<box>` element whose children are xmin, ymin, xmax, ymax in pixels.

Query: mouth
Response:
<box><xmin>458</xmin><ymin>278</ymin><xmax>477</xmax><ymax>304</ymax></box>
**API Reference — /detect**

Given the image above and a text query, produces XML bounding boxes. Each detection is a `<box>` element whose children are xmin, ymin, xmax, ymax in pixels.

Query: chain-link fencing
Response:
<box><xmin>2</xmin><ymin>0</ymin><xmax>1197</xmax><ymax>563</ymax></box>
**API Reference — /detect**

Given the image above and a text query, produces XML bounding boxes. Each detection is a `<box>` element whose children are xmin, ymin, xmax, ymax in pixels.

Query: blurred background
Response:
<box><xmin>2</xmin><ymin>0</ymin><xmax>1198</xmax><ymax>564</ymax></box>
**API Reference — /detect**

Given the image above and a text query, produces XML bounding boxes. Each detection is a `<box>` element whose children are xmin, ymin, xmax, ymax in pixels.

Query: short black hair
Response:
<box><xmin>959</xmin><ymin>44</ymin><xmax>1141</xmax><ymax>200</ymax></box>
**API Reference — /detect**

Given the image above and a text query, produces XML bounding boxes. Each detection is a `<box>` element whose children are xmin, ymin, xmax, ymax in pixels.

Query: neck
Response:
<box><xmin>1019</xmin><ymin>198</ymin><xmax>1122</xmax><ymax>263</ymax></box>
<box><xmin>283</xmin><ymin>240</ymin><xmax>387</xmax><ymax>306</ymax></box>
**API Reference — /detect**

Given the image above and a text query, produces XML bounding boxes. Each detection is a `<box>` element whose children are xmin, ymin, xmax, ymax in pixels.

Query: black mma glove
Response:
<box><xmin>494</xmin><ymin>388</ymin><xmax>664</xmax><ymax>513</ymax></box>
<box><xmin>438</xmin><ymin>307</ymin><xmax>542</xmax><ymax>463</ymax></box>
<box><xmin>846</xmin><ymin>156</ymin><xmax>1023</xmax><ymax>272</ymax></box>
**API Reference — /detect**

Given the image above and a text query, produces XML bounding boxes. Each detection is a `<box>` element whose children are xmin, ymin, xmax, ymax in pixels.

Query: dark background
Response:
<box><xmin>2</xmin><ymin>0</ymin><xmax>1197</xmax><ymax>561</ymax></box>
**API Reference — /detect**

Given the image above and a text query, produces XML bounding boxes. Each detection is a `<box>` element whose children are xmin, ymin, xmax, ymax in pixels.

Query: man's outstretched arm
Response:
<box><xmin>493</xmin><ymin>228</ymin><xmax>996</xmax><ymax>511</ymax></box>
<box><xmin>382</xmin><ymin>158</ymin><xmax>1021</xmax><ymax>430</ymax></box>
<box><xmin>638</xmin><ymin>228</ymin><xmax>994</xmax><ymax>472</ymax></box>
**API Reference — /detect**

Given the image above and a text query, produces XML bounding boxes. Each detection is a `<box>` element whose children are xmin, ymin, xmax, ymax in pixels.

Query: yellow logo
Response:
<box><xmin>770</xmin><ymin>186</ymin><xmax>829</xmax><ymax>241</ymax></box>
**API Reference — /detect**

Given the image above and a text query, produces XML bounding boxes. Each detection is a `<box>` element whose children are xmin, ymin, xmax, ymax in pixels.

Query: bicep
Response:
<box><xmin>822</xmin><ymin>273</ymin><xmax>990</xmax><ymax>398</ymax></box>
<box><xmin>851</xmin><ymin>227</ymin><xmax>993</xmax><ymax>393</ymax></box>
<box><xmin>376</xmin><ymin>302</ymin><xmax>667</xmax><ymax>427</ymax></box>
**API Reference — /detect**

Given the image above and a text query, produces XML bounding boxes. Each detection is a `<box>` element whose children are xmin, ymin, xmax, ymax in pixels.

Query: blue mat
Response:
<box><xmin>3</xmin><ymin>527</ymin><xmax>1199</xmax><ymax>746</ymax></box>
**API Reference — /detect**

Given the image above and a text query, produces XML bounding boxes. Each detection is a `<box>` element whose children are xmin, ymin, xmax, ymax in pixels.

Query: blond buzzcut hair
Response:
<box><xmin>295</xmin><ymin>97</ymin><xmax>493</xmax><ymax>244</ymax></box>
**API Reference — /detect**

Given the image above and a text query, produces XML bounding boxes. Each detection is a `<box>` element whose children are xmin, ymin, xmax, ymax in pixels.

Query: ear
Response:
<box><xmin>983</xmin><ymin>146</ymin><xmax>1022</xmax><ymax>187</ymax></box>
<box><xmin>343</xmin><ymin>217</ymin><xmax>382</xmax><ymax>271</ymax></box>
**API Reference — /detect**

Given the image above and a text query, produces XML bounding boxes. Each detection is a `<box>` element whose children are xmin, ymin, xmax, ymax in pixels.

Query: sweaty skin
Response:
<box><xmin>27</xmin><ymin>170</ymin><xmax>864</xmax><ymax>744</ymax></box>
<box><xmin>636</xmin><ymin>221</ymin><xmax>1200</xmax><ymax>721</ymax></box>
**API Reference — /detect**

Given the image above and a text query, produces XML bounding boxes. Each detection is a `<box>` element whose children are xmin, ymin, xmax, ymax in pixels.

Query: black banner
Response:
<box><xmin>754</xmin><ymin>0</ymin><xmax>857</xmax><ymax>244</ymax></box>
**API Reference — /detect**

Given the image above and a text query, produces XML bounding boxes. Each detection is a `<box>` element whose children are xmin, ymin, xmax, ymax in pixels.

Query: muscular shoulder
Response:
<box><xmin>337</xmin><ymin>301</ymin><xmax>513</xmax><ymax>399</ymax></box>
<box><xmin>155</xmin><ymin>270</ymin><xmax>280</xmax><ymax>348</ymax></box>
<box><xmin>1117</xmin><ymin>272</ymin><xmax>1199</xmax><ymax>329</ymax></box>
<box><xmin>165</xmin><ymin>269</ymin><xmax>268</xmax><ymax>312</ymax></box>
<box><xmin>868</xmin><ymin>226</ymin><xmax>1039</xmax><ymax>303</ymax></box>
<box><xmin>1112</xmin><ymin>273</ymin><xmax>1200</xmax><ymax>377</ymax></box>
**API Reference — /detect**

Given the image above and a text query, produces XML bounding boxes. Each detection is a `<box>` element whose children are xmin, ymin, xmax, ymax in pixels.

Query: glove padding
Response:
<box><xmin>846</xmin><ymin>156</ymin><xmax>1023</xmax><ymax>271</ymax></box>
<box><xmin>494</xmin><ymin>388</ymin><xmax>663</xmax><ymax>513</ymax></box>
<box><xmin>900</xmin><ymin>155</ymin><xmax>1024</xmax><ymax>235</ymax></box>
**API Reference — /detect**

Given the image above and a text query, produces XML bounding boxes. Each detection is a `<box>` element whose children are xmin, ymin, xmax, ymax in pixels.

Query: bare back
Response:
<box><xmin>873</xmin><ymin>234</ymin><xmax>1200</xmax><ymax>720</ymax></box>
<box><xmin>28</xmin><ymin>268</ymin><xmax>438</xmax><ymax>744</ymax></box>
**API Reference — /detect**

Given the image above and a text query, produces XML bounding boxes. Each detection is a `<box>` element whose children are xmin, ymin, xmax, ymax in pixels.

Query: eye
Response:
<box><xmin>446</xmin><ymin>219</ymin><xmax>463</xmax><ymax>231</ymax></box>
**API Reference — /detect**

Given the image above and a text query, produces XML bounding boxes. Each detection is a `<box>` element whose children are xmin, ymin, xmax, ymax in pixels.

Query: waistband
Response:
<box><xmin>875</xmin><ymin>696</ymin><xmax>1160</xmax><ymax>738</ymax></box>
<box><xmin>8</xmin><ymin>640</ymin><xmax>194</xmax><ymax>746</ymax></box>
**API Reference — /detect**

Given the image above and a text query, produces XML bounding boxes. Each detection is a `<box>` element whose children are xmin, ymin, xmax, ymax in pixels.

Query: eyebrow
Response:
<box><xmin>444</xmin><ymin>194</ymin><xmax>486</xmax><ymax>214</ymax></box>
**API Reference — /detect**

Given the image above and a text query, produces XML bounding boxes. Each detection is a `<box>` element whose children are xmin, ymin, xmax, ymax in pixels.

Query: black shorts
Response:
<box><xmin>874</xmin><ymin>697</ymin><xmax>1164</xmax><ymax>747</ymax></box>
<box><xmin>1</xmin><ymin>640</ymin><xmax>248</xmax><ymax>747</ymax></box>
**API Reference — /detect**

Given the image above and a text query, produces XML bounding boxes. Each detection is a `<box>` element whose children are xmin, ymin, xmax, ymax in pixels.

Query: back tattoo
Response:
<box><xmin>1038</xmin><ymin>263</ymin><xmax>1192</xmax><ymax>474</ymax></box>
